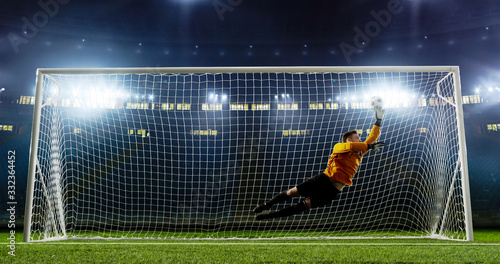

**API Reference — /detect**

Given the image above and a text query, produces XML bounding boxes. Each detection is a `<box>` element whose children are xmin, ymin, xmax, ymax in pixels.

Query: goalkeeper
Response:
<box><xmin>254</xmin><ymin>105</ymin><xmax>386</xmax><ymax>220</ymax></box>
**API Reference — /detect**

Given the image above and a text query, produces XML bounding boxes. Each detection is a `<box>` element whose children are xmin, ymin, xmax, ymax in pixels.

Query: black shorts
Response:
<box><xmin>296</xmin><ymin>173</ymin><xmax>340</xmax><ymax>208</ymax></box>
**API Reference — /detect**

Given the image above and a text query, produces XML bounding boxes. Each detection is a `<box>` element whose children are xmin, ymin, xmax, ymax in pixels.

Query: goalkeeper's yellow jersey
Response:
<box><xmin>323</xmin><ymin>125</ymin><xmax>381</xmax><ymax>186</ymax></box>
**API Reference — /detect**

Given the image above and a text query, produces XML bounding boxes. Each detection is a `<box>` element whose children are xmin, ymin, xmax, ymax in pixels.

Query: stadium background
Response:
<box><xmin>0</xmin><ymin>0</ymin><xmax>499</xmax><ymax>228</ymax></box>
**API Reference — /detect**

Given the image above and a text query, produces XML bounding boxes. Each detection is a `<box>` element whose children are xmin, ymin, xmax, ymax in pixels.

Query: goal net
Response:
<box><xmin>24</xmin><ymin>66</ymin><xmax>473</xmax><ymax>242</ymax></box>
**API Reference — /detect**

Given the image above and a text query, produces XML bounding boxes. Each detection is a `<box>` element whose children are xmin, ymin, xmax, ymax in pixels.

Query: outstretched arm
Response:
<box><xmin>374</xmin><ymin>105</ymin><xmax>385</xmax><ymax>127</ymax></box>
<box><xmin>366</xmin><ymin>102</ymin><xmax>384</xmax><ymax>143</ymax></box>
<box><xmin>334</xmin><ymin>142</ymin><xmax>371</xmax><ymax>153</ymax></box>
<box><xmin>333</xmin><ymin>140</ymin><xmax>385</xmax><ymax>153</ymax></box>
<box><xmin>363</xmin><ymin>104</ymin><xmax>386</xmax><ymax>153</ymax></box>
<box><xmin>364</xmin><ymin>125</ymin><xmax>381</xmax><ymax>144</ymax></box>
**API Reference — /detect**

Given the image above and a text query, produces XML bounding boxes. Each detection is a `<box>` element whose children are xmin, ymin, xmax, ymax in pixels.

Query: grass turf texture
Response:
<box><xmin>1</xmin><ymin>230</ymin><xmax>499</xmax><ymax>263</ymax></box>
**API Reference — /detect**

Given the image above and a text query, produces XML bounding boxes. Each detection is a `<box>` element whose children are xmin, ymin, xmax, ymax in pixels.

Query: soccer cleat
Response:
<box><xmin>254</xmin><ymin>191</ymin><xmax>290</xmax><ymax>214</ymax></box>
<box><xmin>253</xmin><ymin>203</ymin><xmax>271</xmax><ymax>214</ymax></box>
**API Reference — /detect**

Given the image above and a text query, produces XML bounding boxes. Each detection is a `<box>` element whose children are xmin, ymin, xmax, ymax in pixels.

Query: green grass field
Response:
<box><xmin>1</xmin><ymin>229</ymin><xmax>499</xmax><ymax>263</ymax></box>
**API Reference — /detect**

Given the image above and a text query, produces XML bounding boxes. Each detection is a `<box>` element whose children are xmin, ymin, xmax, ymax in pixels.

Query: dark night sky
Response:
<box><xmin>1</xmin><ymin>0</ymin><xmax>500</xmax><ymax>98</ymax></box>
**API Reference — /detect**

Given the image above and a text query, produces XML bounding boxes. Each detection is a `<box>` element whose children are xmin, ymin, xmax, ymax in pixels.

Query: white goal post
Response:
<box><xmin>24</xmin><ymin>66</ymin><xmax>473</xmax><ymax>242</ymax></box>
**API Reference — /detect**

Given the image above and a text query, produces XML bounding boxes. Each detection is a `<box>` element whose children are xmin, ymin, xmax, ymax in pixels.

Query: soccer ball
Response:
<box><xmin>370</xmin><ymin>96</ymin><xmax>384</xmax><ymax>109</ymax></box>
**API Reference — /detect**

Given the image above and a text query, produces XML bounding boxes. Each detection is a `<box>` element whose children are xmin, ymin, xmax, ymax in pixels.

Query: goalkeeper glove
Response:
<box><xmin>374</xmin><ymin>106</ymin><xmax>385</xmax><ymax>125</ymax></box>
<box><xmin>367</xmin><ymin>142</ymin><xmax>386</xmax><ymax>152</ymax></box>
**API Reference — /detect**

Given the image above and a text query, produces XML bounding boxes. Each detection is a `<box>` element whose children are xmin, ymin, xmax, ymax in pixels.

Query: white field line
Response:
<box><xmin>4</xmin><ymin>242</ymin><xmax>500</xmax><ymax>246</ymax></box>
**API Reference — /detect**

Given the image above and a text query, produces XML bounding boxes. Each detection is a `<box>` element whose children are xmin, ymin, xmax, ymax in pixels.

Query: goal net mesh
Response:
<box><xmin>26</xmin><ymin>68</ymin><xmax>469</xmax><ymax>241</ymax></box>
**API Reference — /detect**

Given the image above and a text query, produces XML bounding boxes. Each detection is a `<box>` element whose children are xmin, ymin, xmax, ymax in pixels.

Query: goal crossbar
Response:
<box><xmin>34</xmin><ymin>66</ymin><xmax>461</xmax><ymax>75</ymax></box>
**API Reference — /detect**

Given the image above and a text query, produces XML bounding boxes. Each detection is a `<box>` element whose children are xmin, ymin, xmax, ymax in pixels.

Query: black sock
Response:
<box><xmin>266</xmin><ymin>191</ymin><xmax>291</xmax><ymax>206</ymax></box>
<box><xmin>256</xmin><ymin>201</ymin><xmax>309</xmax><ymax>220</ymax></box>
<box><xmin>254</xmin><ymin>191</ymin><xmax>291</xmax><ymax>213</ymax></box>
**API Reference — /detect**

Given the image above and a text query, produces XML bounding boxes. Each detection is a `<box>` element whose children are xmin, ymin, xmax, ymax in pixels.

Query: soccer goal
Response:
<box><xmin>24</xmin><ymin>66</ymin><xmax>473</xmax><ymax>242</ymax></box>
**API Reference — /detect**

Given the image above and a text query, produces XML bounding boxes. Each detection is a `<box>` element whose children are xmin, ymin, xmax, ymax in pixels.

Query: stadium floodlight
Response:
<box><xmin>24</xmin><ymin>66</ymin><xmax>473</xmax><ymax>242</ymax></box>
